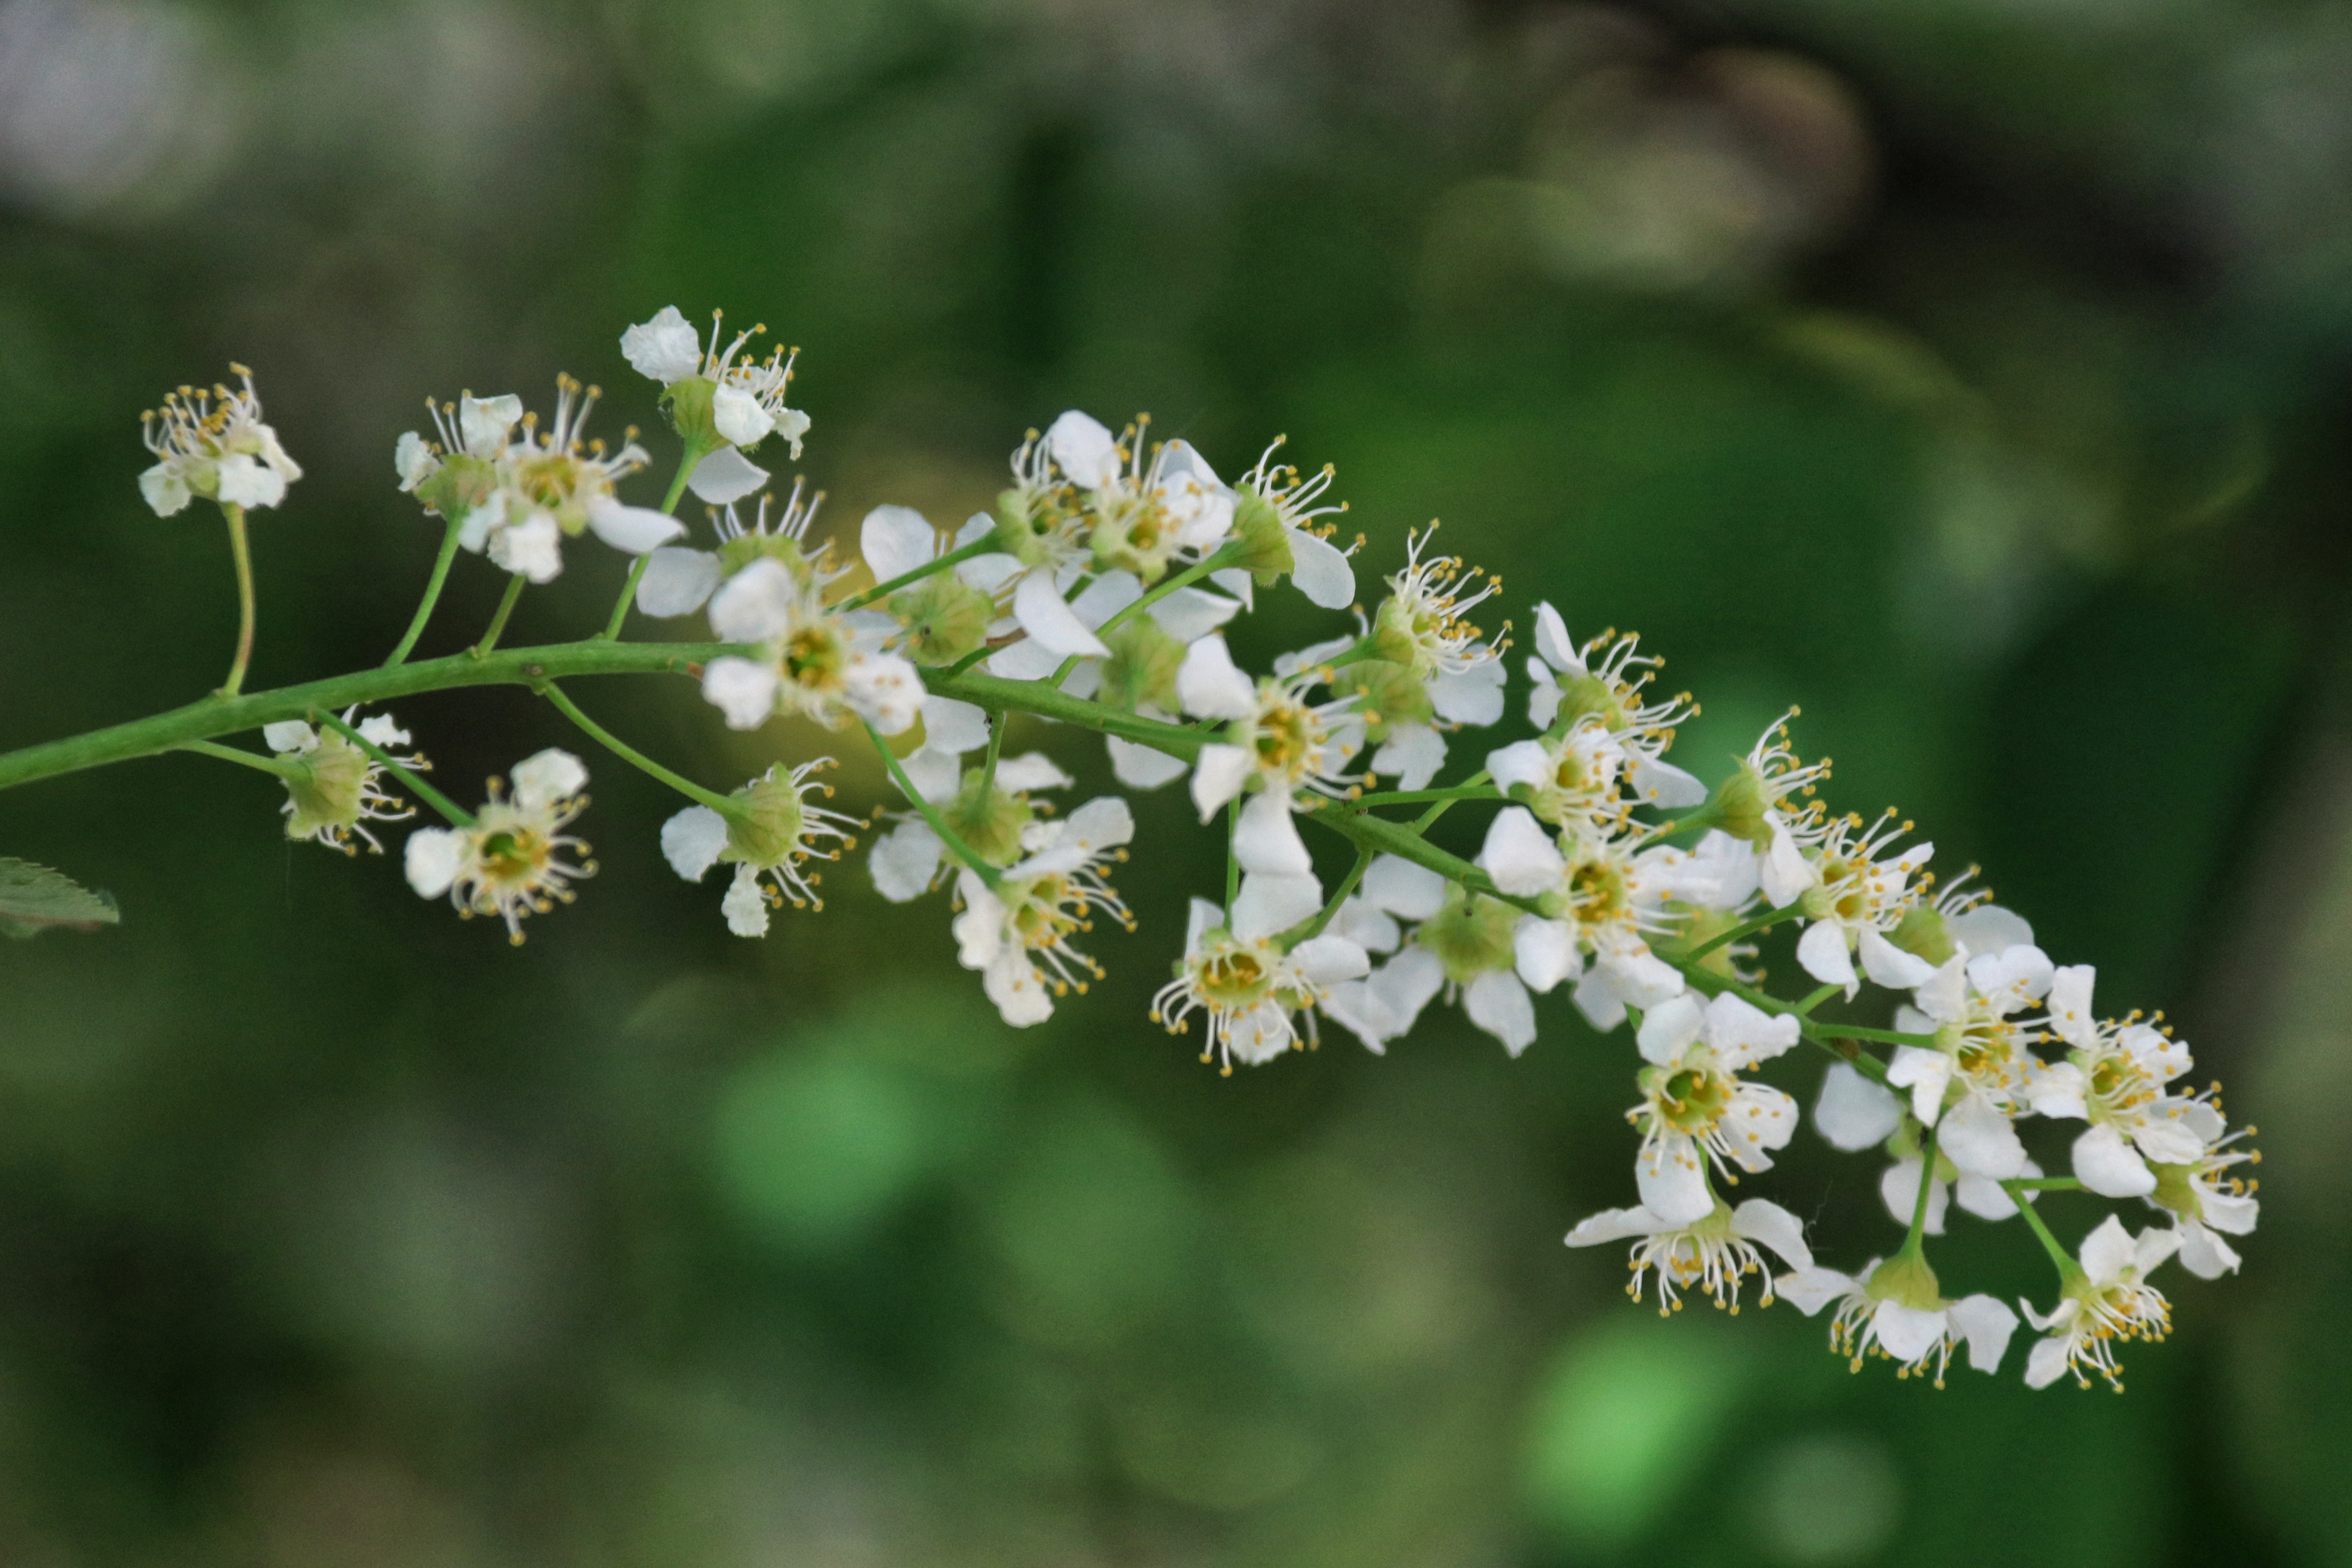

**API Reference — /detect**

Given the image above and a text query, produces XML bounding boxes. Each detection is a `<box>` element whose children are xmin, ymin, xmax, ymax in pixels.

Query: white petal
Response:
<box><xmin>1189</xmin><ymin>744</ymin><xmax>1254</xmax><ymax>820</ymax></box>
<box><xmin>1368</xmin><ymin>947</ymin><xmax>1445</xmax><ymax>1032</ymax></box>
<box><xmin>1597</xmin><ymin>945</ymin><xmax>1684</xmax><ymax>1011</ymax></box>
<box><xmin>687</xmin><ymin>445</ymin><xmax>769</xmax><ymax>506</ymax></box>
<box><xmin>1287</xmin><ymin>526</ymin><xmax>1356</xmax><ymax>608</ymax></box>
<box><xmin>994</xmin><ymin>754</ymin><xmax>1075</xmax><ymax>793</ymax></box>
<box><xmin>2078</xmin><ymin>1214</ymin><xmax>2137</xmax><ymax>1283</ymax></box>
<box><xmin>859</xmin><ymin>504</ymin><xmax>937</xmax><ymax>586</ymax></box>
<box><xmin>868</xmin><ymin>821</ymin><xmax>945</xmax><ymax>902</ymax></box>
<box><xmin>1014</xmin><ymin>569</ymin><xmax>1111</xmax><ymax>658</ymax></box>
<box><xmin>1063</xmin><ymin>797</ymin><xmax>1134</xmax><ymax>851</ymax></box>
<box><xmin>1176</xmin><ymin>634</ymin><xmax>1259</xmax><ymax>720</ymax></box>
<box><xmin>1775</xmin><ymin>1267</ymin><xmax>1855</xmax><ymax>1317</ymax></box>
<box><xmin>1232</xmin><ymin>872</ymin><xmax>1323</xmax><ymax>942</ymax></box>
<box><xmin>403</xmin><ymin>828</ymin><xmax>464</xmax><ymax>898</ymax></box>
<box><xmin>511</xmin><ymin>749</ymin><xmax>587</xmax><ymax>811</ymax></box>
<box><xmin>1914</xmin><ymin>955</ymin><xmax>1968</xmax><ymax>1023</ymax></box>
<box><xmin>1330</xmin><ymin>898</ymin><xmax>1401</xmax><ymax>955</ymax></box>
<box><xmin>1954</xmin><ymin>1171</ymin><xmax>2024</xmax><ymax>1220</ymax></box>
<box><xmin>912</xmin><ymin>696</ymin><xmax>987</xmax><ymax>756</ymax></box>
<box><xmin>2025</xmin><ymin>1334</ymin><xmax>2073</xmax><ymax>1390</ymax></box>
<box><xmin>1872</xmin><ymin>1301</ymin><xmax>1950</xmax><ymax>1365</ymax></box>
<box><xmin>1486</xmin><ymin>740</ymin><xmax>1550</xmax><ymax>794</ymax></box>
<box><xmin>1703</xmin><ymin>991</ymin><xmax>1801</xmax><ymax>1067</ymax></box>
<box><xmin>490</xmin><ymin>513</ymin><xmax>564</xmax><ymax>584</ymax></box>
<box><xmin>1370</xmin><ymin>723</ymin><xmax>1447</xmax><ymax>791</ymax></box>
<box><xmin>843</xmin><ymin>653</ymin><xmax>924</xmax><ymax>735</ymax></box>
<box><xmin>2129</xmin><ymin>1114</ymin><xmax>2208</xmax><ymax>1167</ymax></box>
<box><xmin>1724</xmin><ymin>1083</ymin><xmax>1798</xmax><ymax>1167</ymax></box>
<box><xmin>1572</xmin><ymin>967</ymin><xmax>1627</xmax><ymax>1033</ymax></box>
<box><xmin>1513</xmin><ymin>916</ymin><xmax>1581</xmax><ymax>994</ymax></box>
<box><xmin>2133</xmin><ymin>1223</ymin><xmax>2181</xmax><ymax>1277</ymax></box>
<box><xmin>1627</xmin><ymin>752</ymin><xmax>1707</xmax><ymax>808</ymax></box>
<box><xmin>214</xmin><ymin>453</ymin><xmax>284</xmax><ymax>509</ymax></box>
<box><xmin>2202</xmin><ymin>1189</ymin><xmax>2260</xmax><ymax>1236</ymax></box>
<box><xmin>702</xmin><ymin>657</ymin><xmax>780</xmax><ymax>730</ymax></box>
<box><xmin>1320</xmin><ymin>980</ymin><xmax>1398</xmax><ymax>1053</ymax></box>
<box><xmin>139</xmin><ymin>462</ymin><xmax>190</xmax><ymax>515</ymax></box>
<box><xmin>1880</xmin><ymin>1160</ymin><xmax>1948</xmax><ymax>1235</ymax></box>
<box><xmin>262</xmin><ymin>720</ymin><xmax>316</xmax><ymax>754</ymax></box>
<box><xmin>1565</xmin><ymin>1205</ymin><xmax>1675</xmax><ymax>1248</ymax></box>
<box><xmin>1531</xmin><ymin>603</ymin><xmax>1580</xmax><ymax>673</ymax></box>
<box><xmin>1636</xmin><ymin>1135</ymin><xmax>1713</xmax><ymax>1226</ymax></box>
<box><xmin>659</xmin><ymin>805</ymin><xmax>729</xmax><ymax>881</ymax></box>
<box><xmin>986</xmin><ymin>636</ymin><xmax>1062</xmax><ymax>681</ymax></box>
<box><xmin>1293</xmin><ymin>934</ymin><xmax>1371</xmax><ymax>983</ymax></box>
<box><xmin>1235</xmin><ymin>791</ymin><xmax>1313</xmax><ymax>877</ymax></box>
<box><xmin>1429</xmin><ymin>664</ymin><xmax>1506</xmax><ymax>726</ymax></box>
<box><xmin>707</xmin><ymin>558</ymin><xmax>798</xmax><ymax>642</ymax></box>
<box><xmin>1939</xmin><ymin>1092</ymin><xmax>2027</xmax><ymax>1179</ymax></box>
<box><xmin>1759</xmin><ymin>818</ymin><xmax>1815</xmax><ymax>906</ymax></box>
<box><xmin>984</xmin><ymin>948</ymin><xmax>1055</xmax><ymax>1028</ymax></box>
<box><xmin>1146</xmin><ymin>586</ymin><xmax>1242</xmax><ymax>643</ymax></box>
<box><xmin>637</xmin><ymin>548</ymin><xmax>722</xmax><ymax>618</ymax></box>
<box><xmin>900</xmin><ymin>746</ymin><xmax>961</xmax><ymax>804</ymax></box>
<box><xmin>1045</xmin><ymin>410</ymin><xmax>1122</xmax><ymax>489</ymax></box>
<box><xmin>711</xmin><ymin>383</ymin><xmax>774</xmax><ymax>447</ymax></box>
<box><xmin>355</xmin><ymin>714</ymin><xmax>409</xmax><ymax>747</ymax></box>
<box><xmin>2025</xmin><ymin>1061</ymin><xmax>2089</xmax><ymax>1121</ymax></box>
<box><xmin>619</xmin><ymin>306</ymin><xmax>701</xmax><ymax>383</ymax></box>
<box><xmin>1949</xmin><ymin>904</ymin><xmax>2034</xmax><ymax>958</ymax></box>
<box><xmin>457</xmin><ymin>393</ymin><xmax>522</xmax><ymax>458</ymax></box>
<box><xmin>722</xmin><ymin>867</ymin><xmax>770</xmax><ymax>937</ymax></box>
<box><xmin>1886</xmin><ymin>1045</ymin><xmax>1956</xmax><ymax>1127</ymax></box>
<box><xmin>585</xmin><ymin>496</ymin><xmax>686</xmax><ymax>554</ymax></box>
<box><xmin>1730</xmin><ymin>1199</ymin><xmax>1813</xmax><ymax>1272</ymax></box>
<box><xmin>1860</xmin><ymin>926</ymin><xmax>1938</xmax><ymax>990</ymax></box>
<box><xmin>1814</xmin><ymin>1062</ymin><xmax>1903</xmax><ymax>1151</ymax></box>
<box><xmin>1476</xmin><ymin>806</ymin><xmax>1565</xmax><ymax>897</ymax></box>
<box><xmin>1108</xmin><ymin>735</ymin><xmax>1190</xmax><ymax>789</ymax></box>
<box><xmin>2072</xmin><ymin>1124</ymin><xmax>2156</xmax><ymax>1199</ymax></box>
<box><xmin>1068</xmin><ymin>570</ymin><xmax>1142</xmax><ymax>629</ymax></box>
<box><xmin>1635</xmin><ymin>993</ymin><xmax>1704</xmax><ymax>1066</ymax></box>
<box><xmin>1209</xmin><ymin>567</ymin><xmax>1255</xmax><ymax>608</ymax></box>
<box><xmin>2178</xmin><ymin>1223</ymin><xmax>2242</xmax><ymax>1280</ymax></box>
<box><xmin>1362</xmin><ymin>854</ymin><xmax>1448</xmax><ymax>919</ymax></box>
<box><xmin>1464</xmin><ymin>970</ymin><xmax>1537</xmax><ymax>1056</ymax></box>
<box><xmin>1796</xmin><ymin>920</ymin><xmax>1858</xmax><ymax>994</ymax></box>
<box><xmin>2046</xmin><ymin>965</ymin><xmax>2099</xmax><ymax>1048</ymax></box>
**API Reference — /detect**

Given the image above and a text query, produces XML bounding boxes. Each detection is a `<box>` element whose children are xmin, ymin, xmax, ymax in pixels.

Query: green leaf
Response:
<box><xmin>0</xmin><ymin>857</ymin><xmax>120</xmax><ymax>938</ymax></box>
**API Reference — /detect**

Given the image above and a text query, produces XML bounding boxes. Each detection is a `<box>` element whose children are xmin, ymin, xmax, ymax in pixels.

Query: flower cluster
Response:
<box><xmin>119</xmin><ymin>306</ymin><xmax>2252</xmax><ymax>1398</ymax></box>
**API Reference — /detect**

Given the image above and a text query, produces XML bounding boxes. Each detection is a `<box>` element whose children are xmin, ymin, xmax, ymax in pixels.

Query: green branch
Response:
<box><xmin>537</xmin><ymin>681</ymin><xmax>739</xmax><ymax>815</ymax></box>
<box><xmin>840</xmin><ymin>536</ymin><xmax>997</xmax><ymax>612</ymax></box>
<box><xmin>384</xmin><ymin>515</ymin><xmax>466</xmax><ymax>667</ymax></box>
<box><xmin>0</xmin><ymin>641</ymin><xmax>741</xmax><ymax>796</ymax></box>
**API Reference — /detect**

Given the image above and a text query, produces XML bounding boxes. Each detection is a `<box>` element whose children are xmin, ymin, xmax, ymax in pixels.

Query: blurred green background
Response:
<box><xmin>0</xmin><ymin>0</ymin><xmax>2346</xmax><ymax>1561</ymax></box>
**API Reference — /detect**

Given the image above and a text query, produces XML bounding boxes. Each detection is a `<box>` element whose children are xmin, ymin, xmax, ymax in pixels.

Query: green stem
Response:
<box><xmin>1284</xmin><ymin>850</ymin><xmax>1371</xmax><ymax>948</ymax></box>
<box><xmin>1812</xmin><ymin>1023</ymin><xmax>1939</xmax><ymax>1046</ymax></box>
<box><xmin>1792</xmin><ymin>983</ymin><xmax>1843</xmax><ymax>1018</ymax></box>
<box><xmin>474</xmin><ymin>574</ymin><xmax>527</xmax><ymax>659</ymax></box>
<box><xmin>537</xmin><ymin>681</ymin><xmax>738</xmax><ymax>814</ymax></box>
<box><xmin>177</xmin><ymin>739</ymin><xmax>301</xmax><ymax>779</ymax></box>
<box><xmin>863</xmin><ymin>720</ymin><xmax>998</xmax><ymax>887</ymax></box>
<box><xmin>2002</xmin><ymin>1178</ymin><xmax>2084</xmax><ymax>1282</ymax></box>
<box><xmin>217</xmin><ymin>503</ymin><xmax>256</xmax><ymax>697</ymax></box>
<box><xmin>1896</xmin><ymin>1121</ymin><xmax>1941</xmax><ymax>1259</ymax></box>
<box><xmin>916</xmin><ymin>668</ymin><xmax>1204</xmax><ymax>759</ymax></box>
<box><xmin>1091</xmin><ymin>539</ymin><xmax>1249</xmax><ymax>642</ymax></box>
<box><xmin>1225</xmin><ymin>797</ymin><xmax>1241</xmax><ymax>911</ymax></box>
<box><xmin>1302</xmin><ymin>806</ymin><xmax>1544</xmax><ymax>916</ymax></box>
<box><xmin>1349</xmin><ymin>785</ymin><xmax>1504</xmax><ymax>808</ymax></box>
<box><xmin>840</xmin><ymin>536</ymin><xmax>996</xmax><ymax>612</ymax></box>
<box><xmin>0</xmin><ymin>640</ymin><xmax>739</xmax><ymax>796</ymax></box>
<box><xmin>1682</xmin><ymin>906</ymin><xmax>1795</xmax><ymax>964</ymax></box>
<box><xmin>945</xmin><ymin>642</ymin><xmax>999</xmax><ymax>678</ymax></box>
<box><xmin>1413</xmin><ymin>769</ymin><xmax>1489</xmax><ymax>833</ymax></box>
<box><xmin>384</xmin><ymin>516</ymin><xmax>465</xmax><ymax>667</ymax></box>
<box><xmin>315</xmin><ymin>711</ymin><xmax>473</xmax><ymax>827</ymax></box>
<box><xmin>2005</xmin><ymin>1177</ymin><xmax>2084</xmax><ymax>1192</ymax></box>
<box><xmin>978</xmin><ymin>709</ymin><xmax>1006</xmax><ymax>799</ymax></box>
<box><xmin>1654</xmin><ymin>799</ymin><xmax>1724</xmax><ymax>839</ymax></box>
<box><xmin>603</xmin><ymin>442</ymin><xmax>710</xmax><ymax>640</ymax></box>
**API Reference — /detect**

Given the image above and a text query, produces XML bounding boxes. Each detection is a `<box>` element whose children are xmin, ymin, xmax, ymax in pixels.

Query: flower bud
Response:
<box><xmin>281</xmin><ymin>731</ymin><xmax>373</xmax><ymax>843</ymax></box>
<box><xmin>1228</xmin><ymin>489</ymin><xmax>1295</xmax><ymax>582</ymax></box>
<box><xmin>725</xmin><ymin>767</ymin><xmax>811</xmax><ymax>867</ymax></box>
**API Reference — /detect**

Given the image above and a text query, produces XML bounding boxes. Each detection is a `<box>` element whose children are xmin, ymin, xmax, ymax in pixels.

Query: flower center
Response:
<box><xmin>1650</xmin><ymin>1062</ymin><xmax>1733</xmax><ymax>1135</ymax></box>
<box><xmin>1193</xmin><ymin>939</ymin><xmax>1277</xmax><ymax>1009</ymax></box>
<box><xmin>783</xmin><ymin>623</ymin><xmax>848</xmax><ymax>692</ymax></box>
<box><xmin>1252</xmin><ymin>697</ymin><xmax>1323</xmax><ymax>786</ymax></box>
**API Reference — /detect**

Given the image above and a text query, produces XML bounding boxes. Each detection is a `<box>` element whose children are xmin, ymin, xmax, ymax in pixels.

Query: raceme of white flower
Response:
<box><xmin>0</xmin><ymin>307</ymin><xmax>2254</xmax><ymax>1399</ymax></box>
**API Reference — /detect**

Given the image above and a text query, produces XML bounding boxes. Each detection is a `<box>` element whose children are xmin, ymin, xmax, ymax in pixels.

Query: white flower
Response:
<box><xmin>1360</xmin><ymin>525</ymin><xmax>1509</xmax><ymax>752</ymax></box>
<box><xmin>1178</xmin><ymin>634</ymin><xmax>1364</xmax><ymax>820</ymax></box>
<box><xmin>2026</xmin><ymin>965</ymin><xmax>2216</xmax><ymax>1199</ymax></box>
<box><xmin>1487</xmin><ymin>720</ymin><xmax>1626</xmax><ymax>836</ymax></box>
<box><xmin>1152</xmin><ymin>896</ymin><xmax>1369</xmax><ymax>1073</ymax></box>
<box><xmin>637</xmin><ymin>481</ymin><xmax>831</xmax><ymax>619</ymax></box>
<box><xmin>1812</xmin><ymin>1060</ymin><xmax>1903</xmax><ymax>1151</ymax></box>
<box><xmin>1712</xmin><ymin>711</ymin><xmax>1831</xmax><ymax>907</ymax></box>
<box><xmin>1473</xmin><ymin>806</ymin><xmax>1692</xmax><ymax>1031</ymax></box>
<box><xmin>1222</xmin><ymin>439</ymin><xmax>1357</xmax><ymax>609</ymax></box>
<box><xmin>659</xmin><ymin>759</ymin><xmax>863</xmax><ymax>936</ymax></box>
<box><xmin>620</xmin><ymin>305</ymin><xmax>809</xmax><ymax>461</ymax></box>
<box><xmin>139</xmin><ymin>365</ymin><xmax>302</xmax><ymax>515</ymax></box>
<box><xmin>866</xmin><ymin>696</ymin><xmax>1075</xmax><ymax>902</ymax></box>
<box><xmin>951</xmin><ymin>797</ymin><xmax>1137</xmax><ymax>1026</ymax></box>
<box><xmin>1880</xmin><ymin>943</ymin><xmax>2055</xmax><ymax>1180</ymax></box>
<box><xmin>1626</xmin><ymin>991</ymin><xmax>1803</xmax><ymax>1224</ymax></box>
<box><xmin>700</xmin><ymin>559</ymin><xmax>923</xmax><ymax>735</ymax></box>
<box><xmin>2020</xmin><ymin>1215</ymin><xmax>2177</xmax><ymax>1390</ymax></box>
<box><xmin>1327</xmin><ymin>869</ymin><xmax>1555</xmax><ymax>1058</ymax></box>
<box><xmin>1522</xmin><ymin>604</ymin><xmax>1704</xmax><ymax>808</ymax></box>
<box><xmin>402</xmin><ymin>749</ymin><xmax>593</xmax><ymax>944</ymax></box>
<box><xmin>1790</xmin><ymin>810</ymin><xmax>1935</xmax><ymax>999</ymax></box>
<box><xmin>262</xmin><ymin>708</ymin><xmax>421</xmax><ymax>853</ymax></box>
<box><xmin>1778</xmin><ymin>1257</ymin><xmax>2020</xmax><ymax>1386</ymax></box>
<box><xmin>1877</xmin><ymin>1150</ymin><xmax>2043</xmax><ymax>1233</ymax></box>
<box><xmin>1045</xmin><ymin>411</ymin><xmax>1238</xmax><ymax>583</ymax></box>
<box><xmin>2145</xmin><ymin>1126</ymin><xmax>2259</xmax><ymax>1279</ymax></box>
<box><xmin>1567</xmin><ymin>1197</ymin><xmax>1814</xmax><ymax>1315</ymax></box>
